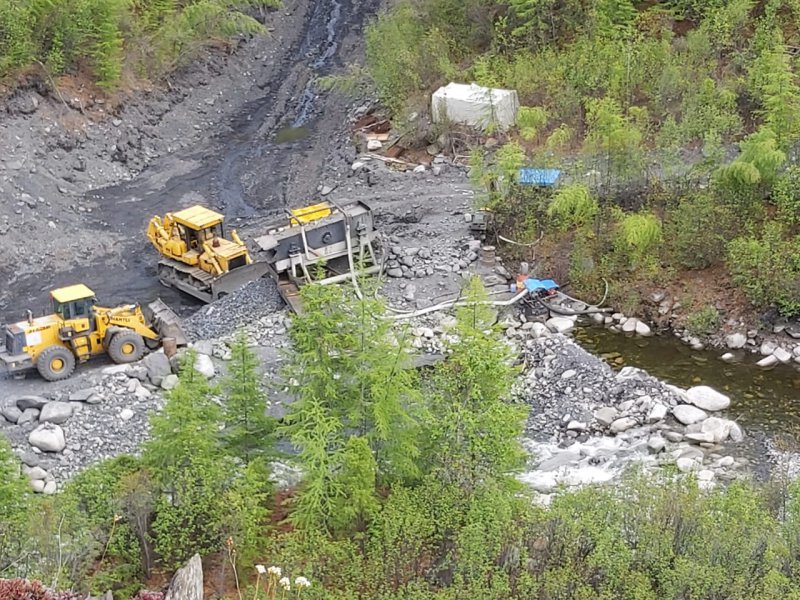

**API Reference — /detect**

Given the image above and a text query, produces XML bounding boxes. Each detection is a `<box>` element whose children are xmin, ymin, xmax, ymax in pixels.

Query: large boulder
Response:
<box><xmin>700</xmin><ymin>417</ymin><xmax>737</xmax><ymax>443</ymax></box>
<box><xmin>15</xmin><ymin>396</ymin><xmax>49</xmax><ymax>410</ymax></box>
<box><xmin>143</xmin><ymin>352</ymin><xmax>172</xmax><ymax>386</ymax></box>
<box><xmin>193</xmin><ymin>354</ymin><xmax>215</xmax><ymax>379</ymax></box>
<box><xmin>594</xmin><ymin>407</ymin><xmax>619</xmax><ymax>427</ymax></box>
<box><xmin>725</xmin><ymin>333</ymin><xmax>746</xmax><ymax>349</ymax></box>
<box><xmin>39</xmin><ymin>401</ymin><xmax>74</xmax><ymax>425</ymax></box>
<box><xmin>672</xmin><ymin>404</ymin><xmax>708</xmax><ymax>425</ymax></box>
<box><xmin>685</xmin><ymin>386</ymin><xmax>730</xmax><ymax>412</ymax></box>
<box><xmin>28</xmin><ymin>423</ymin><xmax>66</xmax><ymax>453</ymax></box>
<box><xmin>610</xmin><ymin>416</ymin><xmax>638</xmax><ymax>434</ymax></box>
<box><xmin>17</xmin><ymin>408</ymin><xmax>39</xmax><ymax>425</ymax></box>
<box><xmin>1</xmin><ymin>404</ymin><xmax>22</xmax><ymax>424</ymax></box>
<box><xmin>545</xmin><ymin>317</ymin><xmax>574</xmax><ymax>334</ymax></box>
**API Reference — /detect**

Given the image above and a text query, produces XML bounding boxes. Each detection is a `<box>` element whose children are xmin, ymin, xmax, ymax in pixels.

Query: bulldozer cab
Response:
<box><xmin>51</xmin><ymin>284</ymin><xmax>97</xmax><ymax>331</ymax></box>
<box><xmin>171</xmin><ymin>206</ymin><xmax>225</xmax><ymax>251</ymax></box>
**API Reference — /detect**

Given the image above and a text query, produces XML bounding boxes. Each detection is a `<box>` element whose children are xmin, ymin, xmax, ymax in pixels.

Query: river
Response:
<box><xmin>575</xmin><ymin>325</ymin><xmax>800</xmax><ymax>439</ymax></box>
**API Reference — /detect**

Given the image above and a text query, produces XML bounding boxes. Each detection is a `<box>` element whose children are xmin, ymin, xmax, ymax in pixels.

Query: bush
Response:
<box><xmin>685</xmin><ymin>305</ymin><xmax>721</xmax><ymax>337</ymax></box>
<box><xmin>727</xmin><ymin>221</ymin><xmax>800</xmax><ymax>316</ymax></box>
<box><xmin>666</xmin><ymin>193</ymin><xmax>733</xmax><ymax>269</ymax></box>
<box><xmin>614</xmin><ymin>211</ymin><xmax>663</xmax><ymax>270</ymax></box>
<box><xmin>773</xmin><ymin>166</ymin><xmax>800</xmax><ymax>228</ymax></box>
<box><xmin>547</xmin><ymin>183</ymin><xmax>598</xmax><ymax>230</ymax></box>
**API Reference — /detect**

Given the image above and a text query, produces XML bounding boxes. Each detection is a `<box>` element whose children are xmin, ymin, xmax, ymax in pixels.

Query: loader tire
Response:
<box><xmin>37</xmin><ymin>346</ymin><xmax>76</xmax><ymax>382</ymax></box>
<box><xmin>107</xmin><ymin>331</ymin><xmax>145</xmax><ymax>364</ymax></box>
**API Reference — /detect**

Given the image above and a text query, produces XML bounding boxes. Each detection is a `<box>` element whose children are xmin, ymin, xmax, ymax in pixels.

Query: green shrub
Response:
<box><xmin>685</xmin><ymin>305</ymin><xmax>721</xmax><ymax>337</ymax></box>
<box><xmin>614</xmin><ymin>211</ymin><xmax>663</xmax><ymax>270</ymax></box>
<box><xmin>773</xmin><ymin>166</ymin><xmax>800</xmax><ymax>227</ymax></box>
<box><xmin>666</xmin><ymin>193</ymin><xmax>733</xmax><ymax>269</ymax></box>
<box><xmin>727</xmin><ymin>221</ymin><xmax>800</xmax><ymax>316</ymax></box>
<box><xmin>547</xmin><ymin>183</ymin><xmax>598</xmax><ymax>230</ymax></box>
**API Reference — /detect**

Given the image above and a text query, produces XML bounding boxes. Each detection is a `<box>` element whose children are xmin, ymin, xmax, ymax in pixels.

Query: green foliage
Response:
<box><xmin>727</xmin><ymin>221</ymin><xmax>800</xmax><ymax>316</ymax></box>
<box><xmin>221</xmin><ymin>329</ymin><xmax>276</xmax><ymax>464</ymax></box>
<box><xmin>547</xmin><ymin>183</ymin><xmax>598</xmax><ymax>230</ymax></box>
<box><xmin>584</xmin><ymin>96</ymin><xmax>644</xmax><ymax>180</ymax></box>
<box><xmin>685</xmin><ymin>305</ymin><xmax>721</xmax><ymax>337</ymax></box>
<box><xmin>0</xmin><ymin>0</ymin><xmax>272</xmax><ymax>87</ymax></box>
<box><xmin>0</xmin><ymin>438</ymin><xmax>29</xmax><ymax>576</ymax></box>
<box><xmin>517</xmin><ymin>106</ymin><xmax>548</xmax><ymax>141</ymax></box>
<box><xmin>423</xmin><ymin>277</ymin><xmax>527</xmax><ymax>494</ymax></box>
<box><xmin>772</xmin><ymin>166</ymin><xmax>800</xmax><ymax>228</ymax></box>
<box><xmin>144</xmin><ymin>352</ymin><xmax>235</xmax><ymax>567</ymax></box>
<box><xmin>666</xmin><ymin>193</ymin><xmax>734</xmax><ymax>270</ymax></box>
<box><xmin>615</xmin><ymin>211</ymin><xmax>663</xmax><ymax>269</ymax></box>
<box><xmin>280</xmin><ymin>282</ymin><xmax>422</xmax><ymax>532</ymax></box>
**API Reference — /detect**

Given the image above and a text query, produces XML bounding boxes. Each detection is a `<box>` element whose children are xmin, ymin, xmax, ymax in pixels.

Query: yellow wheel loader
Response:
<box><xmin>0</xmin><ymin>284</ymin><xmax>187</xmax><ymax>382</ymax></box>
<box><xmin>147</xmin><ymin>205</ymin><xmax>269</xmax><ymax>303</ymax></box>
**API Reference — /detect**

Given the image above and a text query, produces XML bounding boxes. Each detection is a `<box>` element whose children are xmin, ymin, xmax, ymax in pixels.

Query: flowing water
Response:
<box><xmin>574</xmin><ymin>325</ymin><xmax>800</xmax><ymax>437</ymax></box>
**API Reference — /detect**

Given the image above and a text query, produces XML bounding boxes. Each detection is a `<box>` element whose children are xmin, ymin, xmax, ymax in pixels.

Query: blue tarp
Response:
<box><xmin>518</xmin><ymin>168</ymin><xmax>561</xmax><ymax>187</ymax></box>
<box><xmin>523</xmin><ymin>278</ymin><xmax>560</xmax><ymax>293</ymax></box>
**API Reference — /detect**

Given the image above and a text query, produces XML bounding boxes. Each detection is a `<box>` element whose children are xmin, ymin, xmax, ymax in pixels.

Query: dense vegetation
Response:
<box><xmin>364</xmin><ymin>0</ymin><xmax>800</xmax><ymax>323</ymax></box>
<box><xmin>3</xmin><ymin>281</ymin><xmax>800</xmax><ymax>598</ymax></box>
<box><xmin>0</xmin><ymin>0</ymin><xmax>280</xmax><ymax>89</ymax></box>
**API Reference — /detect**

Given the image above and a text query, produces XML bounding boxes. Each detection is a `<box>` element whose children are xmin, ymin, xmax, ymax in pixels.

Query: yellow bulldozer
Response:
<box><xmin>0</xmin><ymin>284</ymin><xmax>186</xmax><ymax>382</ymax></box>
<box><xmin>147</xmin><ymin>205</ymin><xmax>269</xmax><ymax>303</ymax></box>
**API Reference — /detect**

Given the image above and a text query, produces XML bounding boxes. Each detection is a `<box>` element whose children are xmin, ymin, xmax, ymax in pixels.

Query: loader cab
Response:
<box><xmin>51</xmin><ymin>284</ymin><xmax>97</xmax><ymax>333</ymax></box>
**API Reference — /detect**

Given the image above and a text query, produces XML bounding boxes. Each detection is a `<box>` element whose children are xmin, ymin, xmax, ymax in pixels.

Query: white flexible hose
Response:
<box><xmin>386</xmin><ymin>288</ymin><xmax>530</xmax><ymax>320</ymax></box>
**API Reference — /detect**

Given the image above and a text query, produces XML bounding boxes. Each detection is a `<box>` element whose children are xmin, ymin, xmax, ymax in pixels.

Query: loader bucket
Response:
<box><xmin>145</xmin><ymin>298</ymin><xmax>189</xmax><ymax>347</ymax></box>
<box><xmin>210</xmin><ymin>260</ymin><xmax>270</xmax><ymax>299</ymax></box>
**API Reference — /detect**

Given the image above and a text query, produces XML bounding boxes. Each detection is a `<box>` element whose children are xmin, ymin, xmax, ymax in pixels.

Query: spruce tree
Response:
<box><xmin>221</xmin><ymin>329</ymin><xmax>276</xmax><ymax>464</ymax></box>
<box><xmin>144</xmin><ymin>351</ymin><xmax>232</xmax><ymax>567</ymax></box>
<box><xmin>280</xmin><ymin>282</ymin><xmax>422</xmax><ymax>532</ymax></box>
<box><xmin>423</xmin><ymin>277</ymin><xmax>527</xmax><ymax>494</ymax></box>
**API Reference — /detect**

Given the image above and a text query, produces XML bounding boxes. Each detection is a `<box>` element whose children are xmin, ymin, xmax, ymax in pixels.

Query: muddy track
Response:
<box><xmin>2</xmin><ymin>0</ymin><xmax>377</xmax><ymax>321</ymax></box>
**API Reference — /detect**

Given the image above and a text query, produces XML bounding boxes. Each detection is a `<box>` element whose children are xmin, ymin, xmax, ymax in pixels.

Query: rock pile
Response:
<box><xmin>0</xmin><ymin>345</ymin><xmax>225</xmax><ymax>491</ymax></box>
<box><xmin>512</xmin><ymin>325</ymin><xmax>747</xmax><ymax>498</ymax></box>
<box><xmin>183</xmin><ymin>278</ymin><xmax>285</xmax><ymax>341</ymax></box>
<box><xmin>384</xmin><ymin>239</ymin><xmax>481</xmax><ymax>280</ymax></box>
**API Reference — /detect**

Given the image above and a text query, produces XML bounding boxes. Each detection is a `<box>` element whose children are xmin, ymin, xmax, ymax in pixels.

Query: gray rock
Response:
<box><xmin>161</xmin><ymin>374</ymin><xmax>179</xmax><ymax>391</ymax></box>
<box><xmin>387</xmin><ymin>268</ymin><xmax>403</xmax><ymax>278</ymax></box>
<box><xmin>594</xmin><ymin>407</ymin><xmax>619</xmax><ymax>427</ymax></box>
<box><xmin>1</xmin><ymin>404</ymin><xmax>22</xmax><ymax>424</ymax></box>
<box><xmin>728</xmin><ymin>421</ymin><xmax>744</xmax><ymax>442</ymax></box>
<box><xmin>700</xmin><ymin>417</ymin><xmax>735</xmax><ymax>443</ymax></box>
<box><xmin>647</xmin><ymin>435</ymin><xmax>666</xmax><ymax>453</ymax></box>
<box><xmin>68</xmin><ymin>388</ymin><xmax>96</xmax><ymax>402</ymax></box>
<box><xmin>760</xmin><ymin>341</ymin><xmax>777</xmax><ymax>356</ymax></box>
<box><xmin>143</xmin><ymin>352</ymin><xmax>172</xmax><ymax>385</ymax></box>
<box><xmin>757</xmin><ymin>355</ymin><xmax>778</xmax><ymax>368</ymax></box>
<box><xmin>685</xmin><ymin>432</ymin><xmax>715</xmax><ymax>444</ymax></box>
<box><xmin>635</xmin><ymin>320</ymin><xmax>652</xmax><ymax>336</ymax></box>
<box><xmin>621</xmin><ymin>318</ymin><xmax>638</xmax><ymax>333</ymax></box>
<box><xmin>15</xmin><ymin>396</ymin><xmax>49</xmax><ymax>410</ymax></box>
<box><xmin>119</xmin><ymin>408</ymin><xmax>134</xmax><ymax>421</ymax></box>
<box><xmin>193</xmin><ymin>354</ymin><xmax>215</xmax><ymax>379</ymax></box>
<box><xmin>672</xmin><ymin>404</ymin><xmax>708</xmax><ymax>425</ymax></box>
<box><xmin>39</xmin><ymin>401</ymin><xmax>74</xmax><ymax>425</ymax></box>
<box><xmin>774</xmin><ymin>347</ymin><xmax>792</xmax><ymax>363</ymax></box>
<box><xmin>43</xmin><ymin>481</ymin><xmax>57</xmax><ymax>495</ymax></box>
<box><xmin>647</xmin><ymin>402</ymin><xmax>668</xmax><ymax>423</ymax></box>
<box><xmin>725</xmin><ymin>333</ymin><xmax>746</xmax><ymax>349</ymax></box>
<box><xmin>30</xmin><ymin>479</ymin><xmax>46</xmax><ymax>493</ymax></box>
<box><xmin>664</xmin><ymin>431</ymin><xmax>684</xmax><ymax>443</ymax></box>
<box><xmin>610</xmin><ymin>417</ymin><xmax>638</xmax><ymax>434</ymax></box>
<box><xmin>17</xmin><ymin>408</ymin><xmax>39</xmax><ymax>425</ymax></box>
<box><xmin>566</xmin><ymin>420</ymin><xmax>587</xmax><ymax>431</ymax></box>
<box><xmin>545</xmin><ymin>317</ymin><xmax>574</xmax><ymax>334</ymax></box>
<box><xmin>720</xmin><ymin>352</ymin><xmax>735</xmax><ymax>362</ymax></box>
<box><xmin>29</xmin><ymin>423</ymin><xmax>66</xmax><ymax>453</ymax></box>
<box><xmin>25</xmin><ymin>466</ymin><xmax>48</xmax><ymax>480</ymax></box>
<box><xmin>685</xmin><ymin>386</ymin><xmax>730</xmax><ymax>412</ymax></box>
<box><xmin>676</xmin><ymin>457</ymin><xmax>698</xmax><ymax>472</ymax></box>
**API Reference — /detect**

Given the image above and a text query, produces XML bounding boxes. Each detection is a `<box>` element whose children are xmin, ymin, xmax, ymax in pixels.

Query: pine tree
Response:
<box><xmin>280</xmin><ymin>282</ymin><xmax>422</xmax><ymax>532</ymax></box>
<box><xmin>422</xmin><ymin>277</ymin><xmax>527</xmax><ymax>495</ymax></box>
<box><xmin>144</xmin><ymin>351</ymin><xmax>232</xmax><ymax>567</ymax></box>
<box><xmin>221</xmin><ymin>329</ymin><xmax>276</xmax><ymax>464</ymax></box>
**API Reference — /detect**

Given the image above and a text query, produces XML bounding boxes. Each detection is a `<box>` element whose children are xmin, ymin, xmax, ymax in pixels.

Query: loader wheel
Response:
<box><xmin>107</xmin><ymin>331</ymin><xmax>145</xmax><ymax>364</ymax></box>
<box><xmin>37</xmin><ymin>346</ymin><xmax>76</xmax><ymax>382</ymax></box>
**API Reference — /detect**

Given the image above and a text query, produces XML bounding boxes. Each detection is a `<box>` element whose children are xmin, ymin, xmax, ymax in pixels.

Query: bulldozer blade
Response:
<box><xmin>210</xmin><ymin>261</ymin><xmax>270</xmax><ymax>300</ymax></box>
<box><xmin>145</xmin><ymin>298</ymin><xmax>189</xmax><ymax>347</ymax></box>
